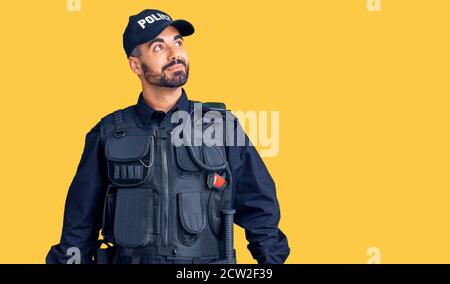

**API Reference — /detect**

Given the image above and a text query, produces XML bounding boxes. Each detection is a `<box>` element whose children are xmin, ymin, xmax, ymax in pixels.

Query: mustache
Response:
<box><xmin>162</xmin><ymin>59</ymin><xmax>187</xmax><ymax>72</ymax></box>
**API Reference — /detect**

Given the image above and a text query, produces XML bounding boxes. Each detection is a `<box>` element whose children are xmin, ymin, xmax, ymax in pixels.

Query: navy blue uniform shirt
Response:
<box><xmin>46</xmin><ymin>89</ymin><xmax>290</xmax><ymax>264</ymax></box>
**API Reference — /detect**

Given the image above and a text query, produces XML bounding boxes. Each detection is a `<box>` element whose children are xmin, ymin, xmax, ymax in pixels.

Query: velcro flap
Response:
<box><xmin>203</xmin><ymin>145</ymin><xmax>226</xmax><ymax>169</ymax></box>
<box><xmin>178</xmin><ymin>192</ymin><xmax>206</xmax><ymax>234</ymax></box>
<box><xmin>175</xmin><ymin>146</ymin><xmax>203</xmax><ymax>171</ymax></box>
<box><xmin>105</xmin><ymin>135</ymin><xmax>152</xmax><ymax>162</ymax></box>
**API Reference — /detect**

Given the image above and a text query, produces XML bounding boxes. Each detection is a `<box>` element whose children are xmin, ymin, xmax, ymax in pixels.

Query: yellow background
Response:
<box><xmin>0</xmin><ymin>0</ymin><xmax>449</xmax><ymax>264</ymax></box>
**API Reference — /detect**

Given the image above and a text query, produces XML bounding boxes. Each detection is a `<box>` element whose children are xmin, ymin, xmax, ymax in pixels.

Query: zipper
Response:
<box><xmin>151</xmin><ymin>190</ymin><xmax>160</xmax><ymax>244</ymax></box>
<box><xmin>158</xmin><ymin>130</ymin><xmax>170</xmax><ymax>247</ymax></box>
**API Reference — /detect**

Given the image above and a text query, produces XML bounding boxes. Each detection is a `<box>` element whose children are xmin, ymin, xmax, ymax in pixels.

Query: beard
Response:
<box><xmin>141</xmin><ymin>59</ymin><xmax>189</xmax><ymax>88</ymax></box>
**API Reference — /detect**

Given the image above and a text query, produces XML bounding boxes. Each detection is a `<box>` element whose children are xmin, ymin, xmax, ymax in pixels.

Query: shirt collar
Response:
<box><xmin>135</xmin><ymin>88</ymin><xmax>190</xmax><ymax>126</ymax></box>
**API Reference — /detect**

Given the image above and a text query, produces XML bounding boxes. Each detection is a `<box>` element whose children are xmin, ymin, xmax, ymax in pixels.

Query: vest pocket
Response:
<box><xmin>177</xmin><ymin>192</ymin><xmax>206</xmax><ymax>246</ymax></box>
<box><xmin>105</xmin><ymin>135</ymin><xmax>154</xmax><ymax>187</ymax></box>
<box><xmin>113</xmin><ymin>188</ymin><xmax>159</xmax><ymax>248</ymax></box>
<box><xmin>208</xmin><ymin>190</ymin><xmax>227</xmax><ymax>239</ymax></box>
<box><xmin>175</xmin><ymin>145</ymin><xmax>203</xmax><ymax>172</ymax></box>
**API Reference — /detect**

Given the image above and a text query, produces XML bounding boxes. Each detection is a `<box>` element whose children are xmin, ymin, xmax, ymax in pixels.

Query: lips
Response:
<box><xmin>166</xmin><ymin>63</ymin><xmax>185</xmax><ymax>71</ymax></box>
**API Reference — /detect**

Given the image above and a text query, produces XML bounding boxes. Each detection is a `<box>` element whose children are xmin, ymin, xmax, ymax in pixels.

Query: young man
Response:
<box><xmin>46</xmin><ymin>9</ymin><xmax>289</xmax><ymax>264</ymax></box>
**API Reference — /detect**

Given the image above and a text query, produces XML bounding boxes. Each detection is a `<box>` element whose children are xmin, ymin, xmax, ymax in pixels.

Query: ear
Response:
<box><xmin>128</xmin><ymin>56</ymin><xmax>143</xmax><ymax>76</ymax></box>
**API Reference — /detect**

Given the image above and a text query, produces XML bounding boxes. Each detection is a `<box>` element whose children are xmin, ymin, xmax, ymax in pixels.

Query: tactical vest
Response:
<box><xmin>97</xmin><ymin>101</ymin><xmax>235</xmax><ymax>264</ymax></box>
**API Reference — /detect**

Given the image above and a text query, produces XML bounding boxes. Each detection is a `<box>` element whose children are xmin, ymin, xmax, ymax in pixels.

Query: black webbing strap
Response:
<box><xmin>203</xmin><ymin>102</ymin><xmax>226</xmax><ymax>111</ymax></box>
<box><xmin>116</xmin><ymin>246</ymin><xmax>221</xmax><ymax>264</ymax></box>
<box><xmin>112</xmin><ymin>110</ymin><xmax>126</xmax><ymax>137</ymax></box>
<box><xmin>116</xmin><ymin>246</ymin><xmax>175</xmax><ymax>264</ymax></box>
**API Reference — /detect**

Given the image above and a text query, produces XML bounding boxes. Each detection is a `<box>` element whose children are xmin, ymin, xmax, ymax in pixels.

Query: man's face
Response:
<box><xmin>131</xmin><ymin>26</ymin><xmax>189</xmax><ymax>88</ymax></box>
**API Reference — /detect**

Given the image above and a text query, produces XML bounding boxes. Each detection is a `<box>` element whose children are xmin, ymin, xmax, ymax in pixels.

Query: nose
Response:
<box><xmin>166</xmin><ymin>44</ymin><xmax>181</xmax><ymax>62</ymax></box>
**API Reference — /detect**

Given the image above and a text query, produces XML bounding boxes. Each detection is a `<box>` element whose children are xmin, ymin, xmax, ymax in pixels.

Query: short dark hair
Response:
<box><xmin>130</xmin><ymin>46</ymin><xmax>141</xmax><ymax>58</ymax></box>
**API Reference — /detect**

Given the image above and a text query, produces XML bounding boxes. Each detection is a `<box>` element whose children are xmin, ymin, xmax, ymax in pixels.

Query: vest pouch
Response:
<box><xmin>105</xmin><ymin>135</ymin><xmax>154</xmax><ymax>187</ymax></box>
<box><xmin>202</xmin><ymin>144</ymin><xmax>227</xmax><ymax>170</ymax></box>
<box><xmin>113</xmin><ymin>188</ymin><xmax>159</xmax><ymax>248</ymax></box>
<box><xmin>208</xmin><ymin>190</ymin><xmax>227</xmax><ymax>239</ymax></box>
<box><xmin>174</xmin><ymin>137</ymin><xmax>227</xmax><ymax>174</ymax></box>
<box><xmin>175</xmin><ymin>145</ymin><xmax>203</xmax><ymax>172</ymax></box>
<box><xmin>177</xmin><ymin>192</ymin><xmax>206</xmax><ymax>246</ymax></box>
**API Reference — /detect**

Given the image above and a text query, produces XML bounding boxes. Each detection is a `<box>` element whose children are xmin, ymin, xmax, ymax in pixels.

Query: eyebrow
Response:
<box><xmin>147</xmin><ymin>34</ymin><xmax>184</xmax><ymax>48</ymax></box>
<box><xmin>174</xmin><ymin>35</ymin><xmax>184</xmax><ymax>41</ymax></box>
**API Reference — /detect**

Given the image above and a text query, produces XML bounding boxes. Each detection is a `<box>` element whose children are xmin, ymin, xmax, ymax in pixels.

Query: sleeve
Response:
<box><xmin>226</xmin><ymin>117</ymin><xmax>290</xmax><ymax>264</ymax></box>
<box><xmin>46</xmin><ymin>122</ymin><xmax>109</xmax><ymax>264</ymax></box>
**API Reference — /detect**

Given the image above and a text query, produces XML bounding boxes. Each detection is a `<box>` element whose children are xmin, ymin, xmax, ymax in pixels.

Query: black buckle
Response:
<box><xmin>114</xmin><ymin>130</ymin><xmax>126</xmax><ymax>138</ymax></box>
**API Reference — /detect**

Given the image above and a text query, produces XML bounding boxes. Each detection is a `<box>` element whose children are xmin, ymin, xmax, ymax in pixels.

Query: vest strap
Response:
<box><xmin>116</xmin><ymin>246</ymin><xmax>221</xmax><ymax>264</ymax></box>
<box><xmin>203</xmin><ymin>102</ymin><xmax>226</xmax><ymax>111</ymax></box>
<box><xmin>116</xmin><ymin>246</ymin><xmax>175</xmax><ymax>258</ymax></box>
<box><xmin>112</xmin><ymin>110</ymin><xmax>126</xmax><ymax>137</ymax></box>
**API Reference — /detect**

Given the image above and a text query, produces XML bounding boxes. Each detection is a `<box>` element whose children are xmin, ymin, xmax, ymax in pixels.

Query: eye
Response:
<box><xmin>175</xmin><ymin>40</ymin><xmax>183</xmax><ymax>47</ymax></box>
<box><xmin>153</xmin><ymin>44</ymin><xmax>164</xmax><ymax>52</ymax></box>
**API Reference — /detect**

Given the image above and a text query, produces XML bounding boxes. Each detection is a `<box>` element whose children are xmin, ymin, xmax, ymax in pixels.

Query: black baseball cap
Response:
<box><xmin>123</xmin><ymin>9</ymin><xmax>195</xmax><ymax>57</ymax></box>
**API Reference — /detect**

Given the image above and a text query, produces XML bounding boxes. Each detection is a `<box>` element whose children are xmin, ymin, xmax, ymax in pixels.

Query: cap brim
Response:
<box><xmin>170</xmin><ymin>19</ymin><xmax>195</xmax><ymax>37</ymax></box>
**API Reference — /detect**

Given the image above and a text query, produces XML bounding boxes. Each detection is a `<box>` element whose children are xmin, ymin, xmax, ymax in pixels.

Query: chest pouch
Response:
<box><xmin>105</xmin><ymin>135</ymin><xmax>154</xmax><ymax>187</ymax></box>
